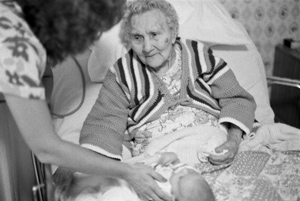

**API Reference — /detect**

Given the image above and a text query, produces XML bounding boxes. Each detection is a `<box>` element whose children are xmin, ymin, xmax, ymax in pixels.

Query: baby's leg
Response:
<box><xmin>170</xmin><ymin>168</ymin><xmax>215</xmax><ymax>201</ymax></box>
<box><xmin>99</xmin><ymin>179</ymin><xmax>140</xmax><ymax>201</ymax></box>
<box><xmin>61</xmin><ymin>173</ymin><xmax>140</xmax><ymax>201</ymax></box>
<box><xmin>125</xmin><ymin>152</ymin><xmax>179</xmax><ymax>167</ymax></box>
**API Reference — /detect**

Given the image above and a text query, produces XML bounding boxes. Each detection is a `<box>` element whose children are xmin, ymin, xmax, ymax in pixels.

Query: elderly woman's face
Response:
<box><xmin>130</xmin><ymin>9</ymin><xmax>176</xmax><ymax>73</ymax></box>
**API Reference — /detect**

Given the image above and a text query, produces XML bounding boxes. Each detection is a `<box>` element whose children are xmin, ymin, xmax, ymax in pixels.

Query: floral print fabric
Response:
<box><xmin>0</xmin><ymin>1</ymin><xmax>46</xmax><ymax>100</ymax></box>
<box><xmin>196</xmin><ymin>150</ymin><xmax>300</xmax><ymax>201</ymax></box>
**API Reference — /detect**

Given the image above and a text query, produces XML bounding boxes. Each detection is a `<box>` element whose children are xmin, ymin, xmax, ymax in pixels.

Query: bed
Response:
<box><xmin>47</xmin><ymin>0</ymin><xmax>300</xmax><ymax>200</ymax></box>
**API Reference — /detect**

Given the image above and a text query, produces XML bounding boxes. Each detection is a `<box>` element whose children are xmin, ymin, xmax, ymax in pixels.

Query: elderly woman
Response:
<box><xmin>79</xmin><ymin>0</ymin><xmax>256</xmax><ymax>200</ymax></box>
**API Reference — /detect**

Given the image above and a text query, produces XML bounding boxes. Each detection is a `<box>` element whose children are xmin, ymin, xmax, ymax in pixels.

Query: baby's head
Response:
<box><xmin>170</xmin><ymin>168</ymin><xmax>215</xmax><ymax>201</ymax></box>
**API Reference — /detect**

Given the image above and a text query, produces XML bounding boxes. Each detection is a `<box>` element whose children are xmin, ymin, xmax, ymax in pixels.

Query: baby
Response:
<box><xmin>126</xmin><ymin>151</ymin><xmax>216</xmax><ymax>201</ymax></box>
<box><xmin>68</xmin><ymin>152</ymin><xmax>216</xmax><ymax>201</ymax></box>
<box><xmin>120</xmin><ymin>125</ymin><xmax>226</xmax><ymax>201</ymax></box>
<box><xmin>67</xmin><ymin>125</ymin><xmax>224</xmax><ymax>201</ymax></box>
<box><xmin>59</xmin><ymin>148</ymin><xmax>216</xmax><ymax>201</ymax></box>
<box><xmin>67</xmin><ymin>125</ymin><xmax>223</xmax><ymax>201</ymax></box>
<box><xmin>170</xmin><ymin>166</ymin><xmax>216</xmax><ymax>201</ymax></box>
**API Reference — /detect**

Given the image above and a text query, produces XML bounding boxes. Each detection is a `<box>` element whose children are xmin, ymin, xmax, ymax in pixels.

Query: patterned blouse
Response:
<box><xmin>0</xmin><ymin>1</ymin><xmax>46</xmax><ymax>100</ymax></box>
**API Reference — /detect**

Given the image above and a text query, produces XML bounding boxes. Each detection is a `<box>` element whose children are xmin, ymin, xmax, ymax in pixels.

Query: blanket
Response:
<box><xmin>55</xmin><ymin>123</ymin><xmax>300</xmax><ymax>201</ymax></box>
<box><xmin>240</xmin><ymin>123</ymin><xmax>300</xmax><ymax>152</ymax></box>
<box><xmin>126</xmin><ymin>125</ymin><xmax>228</xmax><ymax>165</ymax></box>
<box><xmin>199</xmin><ymin>123</ymin><xmax>300</xmax><ymax>201</ymax></box>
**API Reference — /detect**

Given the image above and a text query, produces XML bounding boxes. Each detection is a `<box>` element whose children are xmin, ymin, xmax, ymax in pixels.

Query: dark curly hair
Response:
<box><xmin>16</xmin><ymin>0</ymin><xmax>125</xmax><ymax>62</ymax></box>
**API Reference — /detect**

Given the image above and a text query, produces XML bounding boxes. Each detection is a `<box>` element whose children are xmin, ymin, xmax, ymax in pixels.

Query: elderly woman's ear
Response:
<box><xmin>171</xmin><ymin>29</ymin><xmax>177</xmax><ymax>44</ymax></box>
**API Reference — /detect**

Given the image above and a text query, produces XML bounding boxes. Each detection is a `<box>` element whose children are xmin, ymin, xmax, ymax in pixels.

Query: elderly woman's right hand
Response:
<box><xmin>124</xmin><ymin>163</ymin><xmax>172</xmax><ymax>201</ymax></box>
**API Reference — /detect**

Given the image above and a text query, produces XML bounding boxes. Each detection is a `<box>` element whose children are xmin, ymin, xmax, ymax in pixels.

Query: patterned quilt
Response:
<box><xmin>193</xmin><ymin>123</ymin><xmax>300</xmax><ymax>201</ymax></box>
<box><xmin>55</xmin><ymin>123</ymin><xmax>300</xmax><ymax>201</ymax></box>
<box><xmin>195</xmin><ymin>150</ymin><xmax>300</xmax><ymax>201</ymax></box>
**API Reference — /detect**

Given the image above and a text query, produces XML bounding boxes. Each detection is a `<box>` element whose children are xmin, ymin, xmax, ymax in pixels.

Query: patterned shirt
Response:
<box><xmin>0</xmin><ymin>1</ymin><xmax>46</xmax><ymax>100</ymax></box>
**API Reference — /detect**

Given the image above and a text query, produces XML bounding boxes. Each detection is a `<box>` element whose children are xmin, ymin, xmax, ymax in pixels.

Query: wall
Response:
<box><xmin>218</xmin><ymin>0</ymin><xmax>300</xmax><ymax>76</ymax></box>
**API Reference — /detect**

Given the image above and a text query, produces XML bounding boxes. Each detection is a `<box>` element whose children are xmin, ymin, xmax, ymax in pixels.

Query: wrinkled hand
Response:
<box><xmin>208</xmin><ymin>139</ymin><xmax>239</xmax><ymax>165</ymax></box>
<box><xmin>124</xmin><ymin>163</ymin><xmax>172</xmax><ymax>201</ymax></box>
<box><xmin>209</xmin><ymin>124</ymin><xmax>243</xmax><ymax>165</ymax></box>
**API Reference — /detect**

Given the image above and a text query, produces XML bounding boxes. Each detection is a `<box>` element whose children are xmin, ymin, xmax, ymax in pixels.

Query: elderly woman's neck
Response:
<box><xmin>155</xmin><ymin>45</ymin><xmax>177</xmax><ymax>76</ymax></box>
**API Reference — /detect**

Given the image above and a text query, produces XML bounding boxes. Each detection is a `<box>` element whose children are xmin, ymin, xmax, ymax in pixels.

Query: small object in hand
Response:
<box><xmin>197</xmin><ymin>149</ymin><xmax>228</xmax><ymax>162</ymax></box>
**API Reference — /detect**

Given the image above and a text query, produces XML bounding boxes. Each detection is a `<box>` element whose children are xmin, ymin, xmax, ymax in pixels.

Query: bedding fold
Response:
<box><xmin>240</xmin><ymin>123</ymin><xmax>300</xmax><ymax>153</ymax></box>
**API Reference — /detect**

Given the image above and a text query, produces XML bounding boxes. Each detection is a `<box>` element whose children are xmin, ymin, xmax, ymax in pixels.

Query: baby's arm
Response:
<box><xmin>157</xmin><ymin>152</ymin><xmax>180</xmax><ymax>166</ymax></box>
<box><xmin>125</xmin><ymin>152</ymin><xmax>179</xmax><ymax>167</ymax></box>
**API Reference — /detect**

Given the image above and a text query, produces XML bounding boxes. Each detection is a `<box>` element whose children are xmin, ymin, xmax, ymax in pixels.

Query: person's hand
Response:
<box><xmin>157</xmin><ymin>152</ymin><xmax>180</xmax><ymax>166</ymax></box>
<box><xmin>208</xmin><ymin>139</ymin><xmax>239</xmax><ymax>165</ymax></box>
<box><xmin>208</xmin><ymin>124</ymin><xmax>243</xmax><ymax>165</ymax></box>
<box><xmin>124</xmin><ymin>163</ymin><xmax>172</xmax><ymax>201</ymax></box>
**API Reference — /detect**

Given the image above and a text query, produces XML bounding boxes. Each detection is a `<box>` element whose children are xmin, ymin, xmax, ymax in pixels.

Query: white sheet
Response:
<box><xmin>240</xmin><ymin>123</ymin><xmax>300</xmax><ymax>153</ymax></box>
<box><xmin>126</xmin><ymin>125</ymin><xmax>227</xmax><ymax>165</ymax></box>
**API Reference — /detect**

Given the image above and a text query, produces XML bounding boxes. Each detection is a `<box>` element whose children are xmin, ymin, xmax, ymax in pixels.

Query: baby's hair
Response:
<box><xmin>177</xmin><ymin>172</ymin><xmax>215</xmax><ymax>201</ymax></box>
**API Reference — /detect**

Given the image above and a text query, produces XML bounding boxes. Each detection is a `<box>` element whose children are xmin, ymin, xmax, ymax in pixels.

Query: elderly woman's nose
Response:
<box><xmin>143</xmin><ymin>38</ymin><xmax>153</xmax><ymax>52</ymax></box>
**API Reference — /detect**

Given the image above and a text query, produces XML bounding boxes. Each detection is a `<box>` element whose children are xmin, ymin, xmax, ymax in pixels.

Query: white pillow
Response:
<box><xmin>51</xmin><ymin>49</ymin><xmax>102</xmax><ymax>146</ymax></box>
<box><xmin>168</xmin><ymin>0</ymin><xmax>252</xmax><ymax>46</ymax></box>
<box><xmin>88</xmin><ymin>24</ymin><xmax>127</xmax><ymax>83</ymax></box>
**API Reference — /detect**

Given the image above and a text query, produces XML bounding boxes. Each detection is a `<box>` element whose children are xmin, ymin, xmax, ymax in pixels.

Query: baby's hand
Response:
<box><xmin>158</xmin><ymin>152</ymin><xmax>180</xmax><ymax>166</ymax></box>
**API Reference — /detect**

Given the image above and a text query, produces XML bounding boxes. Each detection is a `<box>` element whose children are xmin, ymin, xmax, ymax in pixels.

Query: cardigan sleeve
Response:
<box><xmin>79</xmin><ymin>70</ymin><xmax>130</xmax><ymax>160</ymax></box>
<box><xmin>201</xmin><ymin>49</ymin><xmax>257</xmax><ymax>134</ymax></box>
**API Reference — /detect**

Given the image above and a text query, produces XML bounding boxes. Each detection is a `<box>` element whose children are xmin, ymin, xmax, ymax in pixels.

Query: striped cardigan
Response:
<box><xmin>80</xmin><ymin>38</ymin><xmax>256</xmax><ymax>160</ymax></box>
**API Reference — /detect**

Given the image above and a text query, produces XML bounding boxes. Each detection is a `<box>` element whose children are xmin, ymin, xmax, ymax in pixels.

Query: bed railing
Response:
<box><xmin>267</xmin><ymin>76</ymin><xmax>300</xmax><ymax>90</ymax></box>
<box><xmin>267</xmin><ymin>75</ymin><xmax>300</xmax><ymax>127</ymax></box>
<box><xmin>32</xmin><ymin>155</ymin><xmax>55</xmax><ymax>201</ymax></box>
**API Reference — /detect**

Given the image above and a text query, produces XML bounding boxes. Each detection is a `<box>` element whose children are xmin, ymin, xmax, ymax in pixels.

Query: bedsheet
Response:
<box><xmin>55</xmin><ymin>123</ymin><xmax>300</xmax><ymax>201</ymax></box>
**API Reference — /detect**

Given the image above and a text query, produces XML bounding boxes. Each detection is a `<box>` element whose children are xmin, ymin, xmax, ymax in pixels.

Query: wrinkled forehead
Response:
<box><xmin>130</xmin><ymin>9</ymin><xmax>168</xmax><ymax>30</ymax></box>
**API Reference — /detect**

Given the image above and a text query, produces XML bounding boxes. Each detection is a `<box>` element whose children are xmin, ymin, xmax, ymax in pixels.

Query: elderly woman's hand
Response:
<box><xmin>124</xmin><ymin>163</ymin><xmax>172</xmax><ymax>201</ymax></box>
<box><xmin>208</xmin><ymin>124</ymin><xmax>243</xmax><ymax>165</ymax></box>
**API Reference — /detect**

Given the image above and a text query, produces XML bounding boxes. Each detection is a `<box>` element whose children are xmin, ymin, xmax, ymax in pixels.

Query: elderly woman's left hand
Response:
<box><xmin>208</xmin><ymin>139</ymin><xmax>240</xmax><ymax>165</ymax></box>
<box><xmin>208</xmin><ymin>124</ymin><xmax>243</xmax><ymax>165</ymax></box>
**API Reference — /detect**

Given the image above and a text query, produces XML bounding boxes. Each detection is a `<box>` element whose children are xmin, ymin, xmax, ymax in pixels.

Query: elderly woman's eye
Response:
<box><xmin>133</xmin><ymin>35</ymin><xmax>143</xmax><ymax>42</ymax></box>
<box><xmin>151</xmin><ymin>32</ymin><xmax>157</xmax><ymax>38</ymax></box>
